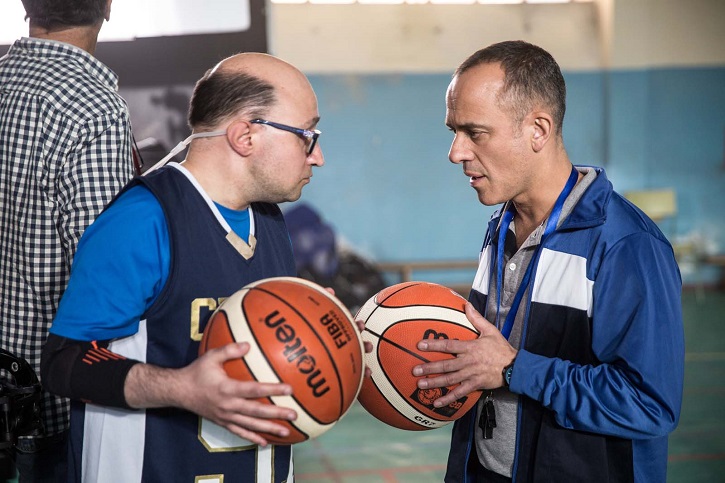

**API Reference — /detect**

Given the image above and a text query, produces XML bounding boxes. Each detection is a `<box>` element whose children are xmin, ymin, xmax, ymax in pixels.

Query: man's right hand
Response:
<box><xmin>124</xmin><ymin>342</ymin><xmax>297</xmax><ymax>446</ymax></box>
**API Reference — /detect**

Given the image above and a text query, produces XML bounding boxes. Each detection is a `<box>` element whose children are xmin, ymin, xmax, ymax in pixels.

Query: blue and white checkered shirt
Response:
<box><xmin>0</xmin><ymin>37</ymin><xmax>135</xmax><ymax>435</ymax></box>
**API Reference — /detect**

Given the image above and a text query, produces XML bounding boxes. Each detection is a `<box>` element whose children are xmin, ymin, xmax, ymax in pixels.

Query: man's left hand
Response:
<box><xmin>412</xmin><ymin>302</ymin><xmax>517</xmax><ymax>408</ymax></box>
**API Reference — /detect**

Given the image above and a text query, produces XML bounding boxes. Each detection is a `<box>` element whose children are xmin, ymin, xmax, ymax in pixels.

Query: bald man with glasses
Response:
<box><xmin>41</xmin><ymin>53</ymin><xmax>324</xmax><ymax>483</ymax></box>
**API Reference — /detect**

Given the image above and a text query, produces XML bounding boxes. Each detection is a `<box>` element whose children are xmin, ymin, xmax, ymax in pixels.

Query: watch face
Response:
<box><xmin>505</xmin><ymin>366</ymin><xmax>513</xmax><ymax>385</ymax></box>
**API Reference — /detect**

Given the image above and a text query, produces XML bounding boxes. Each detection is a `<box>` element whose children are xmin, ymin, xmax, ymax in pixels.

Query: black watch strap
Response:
<box><xmin>502</xmin><ymin>361</ymin><xmax>515</xmax><ymax>387</ymax></box>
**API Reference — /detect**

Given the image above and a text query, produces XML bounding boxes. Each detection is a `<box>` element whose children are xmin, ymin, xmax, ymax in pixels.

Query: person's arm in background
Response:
<box><xmin>56</xmin><ymin>111</ymin><xmax>135</xmax><ymax>265</ymax></box>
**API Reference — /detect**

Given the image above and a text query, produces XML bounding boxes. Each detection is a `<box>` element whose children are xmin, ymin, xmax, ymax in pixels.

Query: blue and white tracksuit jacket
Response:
<box><xmin>445</xmin><ymin>167</ymin><xmax>684</xmax><ymax>483</ymax></box>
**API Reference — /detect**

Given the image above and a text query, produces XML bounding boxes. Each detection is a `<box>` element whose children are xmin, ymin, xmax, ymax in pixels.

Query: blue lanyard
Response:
<box><xmin>494</xmin><ymin>166</ymin><xmax>579</xmax><ymax>339</ymax></box>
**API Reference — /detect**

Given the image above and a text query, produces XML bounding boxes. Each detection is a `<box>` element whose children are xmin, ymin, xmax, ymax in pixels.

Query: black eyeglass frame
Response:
<box><xmin>250</xmin><ymin>119</ymin><xmax>321</xmax><ymax>155</ymax></box>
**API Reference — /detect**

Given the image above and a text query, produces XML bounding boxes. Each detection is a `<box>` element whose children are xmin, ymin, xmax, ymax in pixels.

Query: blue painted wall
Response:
<box><xmin>290</xmin><ymin>67</ymin><xmax>725</xmax><ymax>284</ymax></box>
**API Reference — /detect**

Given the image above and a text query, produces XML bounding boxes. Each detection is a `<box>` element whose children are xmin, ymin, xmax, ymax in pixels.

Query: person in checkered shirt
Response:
<box><xmin>0</xmin><ymin>1</ymin><xmax>135</xmax><ymax>480</ymax></box>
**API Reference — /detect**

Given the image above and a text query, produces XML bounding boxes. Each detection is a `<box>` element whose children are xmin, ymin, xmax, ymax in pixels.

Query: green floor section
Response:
<box><xmin>295</xmin><ymin>291</ymin><xmax>725</xmax><ymax>482</ymax></box>
<box><xmin>667</xmin><ymin>292</ymin><xmax>725</xmax><ymax>483</ymax></box>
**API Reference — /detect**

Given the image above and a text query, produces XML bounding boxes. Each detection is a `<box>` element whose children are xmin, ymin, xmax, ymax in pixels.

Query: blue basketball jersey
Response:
<box><xmin>68</xmin><ymin>164</ymin><xmax>297</xmax><ymax>483</ymax></box>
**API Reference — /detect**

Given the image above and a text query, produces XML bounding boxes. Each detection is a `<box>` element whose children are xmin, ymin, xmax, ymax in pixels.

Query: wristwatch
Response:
<box><xmin>502</xmin><ymin>361</ymin><xmax>515</xmax><ymax>388</ymax></box>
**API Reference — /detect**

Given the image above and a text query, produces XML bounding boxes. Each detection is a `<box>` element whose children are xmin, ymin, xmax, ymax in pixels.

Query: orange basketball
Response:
<box><xmin>199</xmin><ymin>276</ymin><xmax>364</xmax><ymax>444</ymax></box>
<box><xmin>355</xmin><ymin>281</ymin><xmax>481</xmax><ymax>431</ymax></box>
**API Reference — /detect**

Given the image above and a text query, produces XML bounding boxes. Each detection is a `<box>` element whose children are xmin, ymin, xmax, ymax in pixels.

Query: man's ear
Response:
<box><xmin>226</xmin><ymin>120</ymin><xmax>254</xmax><ymax>157</ymax></box>
<box><xmin>530</xmin><ymin>113</ymin><xmax>553</xmax><ymax>153</ymax></box>
<box><xmin>105</xmin><ymin>0</ymin><xmax>112</xmax><ymax>21</ymax></box>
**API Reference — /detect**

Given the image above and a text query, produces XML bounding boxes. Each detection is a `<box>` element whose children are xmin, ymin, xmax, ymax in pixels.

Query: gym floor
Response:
<box><xmin>295</xmin><ymin>290</ymin><xmax>725</xmax><ymax>482</ymax></box>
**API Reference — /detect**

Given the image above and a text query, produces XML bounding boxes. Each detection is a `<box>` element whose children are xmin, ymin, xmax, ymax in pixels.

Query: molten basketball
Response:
<box><xmin>355</xmin><ymin>281</ymin><xmax>482</xmax><ymax>431</ymax></box>
<box><xmin>199</xmin><ymin>276</ymin><xmax>364</xmax><ymax>444</ymax></box>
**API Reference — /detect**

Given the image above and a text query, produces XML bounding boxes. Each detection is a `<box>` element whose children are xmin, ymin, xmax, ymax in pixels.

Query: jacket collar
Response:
<box><xmin>485</xmin><ymin>165</ymin><xmax>612</xmax><ymax>244</ymax></box>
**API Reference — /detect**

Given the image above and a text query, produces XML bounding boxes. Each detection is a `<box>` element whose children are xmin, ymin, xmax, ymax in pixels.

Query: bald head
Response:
<box><xmin>213</xmin><ymin>53</ymin><xmax>308</xmax><ymax>85</ymax></box>
<box><xmin>188</xmin><ymin>52</ymin><xmax>315</xmax><ymax>132</ymax></box>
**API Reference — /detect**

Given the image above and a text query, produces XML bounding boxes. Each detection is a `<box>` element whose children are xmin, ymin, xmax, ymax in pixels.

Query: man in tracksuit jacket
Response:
<box><xmin>412</xmin><ymin>41</ymin><xmax>684</xmax><ymax>483</ymax></box>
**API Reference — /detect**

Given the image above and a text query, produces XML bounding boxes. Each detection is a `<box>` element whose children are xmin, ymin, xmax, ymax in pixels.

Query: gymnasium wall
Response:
<box><xmin>295</xmin><ymin>67</ymin><xmax>724</xmax><ymax>283</ymax></box>
<box><xmin>4</xmin><ymin>0</ymin><xmax>720</xmax><ymax>284</ymax></box>
<box><xmin>262</xmin><ymin>0</ymin><xmax>725</xmax><ymax>285</ymax></box>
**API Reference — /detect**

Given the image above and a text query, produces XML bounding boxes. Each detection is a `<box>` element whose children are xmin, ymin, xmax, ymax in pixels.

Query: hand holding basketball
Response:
<box><xmin>356</xmin><ymin>282</ymin><xmax>483</xmax><ymax>431</ymax></box>
<box><xmin>413</xmin><ymin>302</ymin><xmax>518</xmax><ymax>408</ymax></box>
<box><xmin>176</xmin><ymin>341</ymin><xmax>298</xmax><ymax>446</ymax></box>
<box><xmin>199</xmin><ymin>277</ymin><xmax>364</xmax><ymax>444</ymax></box>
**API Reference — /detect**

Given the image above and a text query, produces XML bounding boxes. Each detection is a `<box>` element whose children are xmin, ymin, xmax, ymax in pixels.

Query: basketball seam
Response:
<box><xmin>244</xmin><ymin>285</ymin><xmax>348</xmax><ymax>421</ymax></box>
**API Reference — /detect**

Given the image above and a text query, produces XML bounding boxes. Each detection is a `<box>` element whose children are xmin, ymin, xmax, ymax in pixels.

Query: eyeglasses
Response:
<box><xmin>250</xmin><ymin>119</ymin><xmax>321</xmax><ymax>156</ymax></box>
